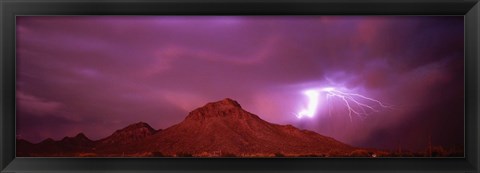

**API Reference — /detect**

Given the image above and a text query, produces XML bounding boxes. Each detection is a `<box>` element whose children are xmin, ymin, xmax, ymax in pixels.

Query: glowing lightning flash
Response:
<box><xmin>296</xmin><ymin>90</ymin><xmax>320</xmax><ymax>119</ymax></box>
<box><xmin>297</xmin><ymin>87</ymin><xmax>391</xmax><ymax>121</ymax></box>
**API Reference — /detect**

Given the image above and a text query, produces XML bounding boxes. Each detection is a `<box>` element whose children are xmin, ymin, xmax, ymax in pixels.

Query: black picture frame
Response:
<box><xmin>1</xmin><ymin>0</ymin><xmax>479</xmax><ymax>172</ymax></box>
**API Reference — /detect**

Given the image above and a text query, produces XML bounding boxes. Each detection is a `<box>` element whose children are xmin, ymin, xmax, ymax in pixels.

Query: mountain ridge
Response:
<box><xmin>17</xmin><ymin>98</ymin><xmax>377</xmax><ymax>157</ymax></box>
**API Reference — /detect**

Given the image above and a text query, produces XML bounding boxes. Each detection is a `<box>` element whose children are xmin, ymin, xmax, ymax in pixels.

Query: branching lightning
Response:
<box><xmin>297</xmin><ymin>87</ymin><xmax>391</xmax><ymax>121</ymax></box>
<box><xmin>322</xmin><ymin>87</ymin><xmax>391</xmax><ymax>121</ymax></box>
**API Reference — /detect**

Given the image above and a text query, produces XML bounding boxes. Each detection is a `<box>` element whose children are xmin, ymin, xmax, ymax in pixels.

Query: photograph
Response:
<box><xmin>15</xmin><ymin>16</ymin><xmax>464</xmax><ymax>157</ymax></box>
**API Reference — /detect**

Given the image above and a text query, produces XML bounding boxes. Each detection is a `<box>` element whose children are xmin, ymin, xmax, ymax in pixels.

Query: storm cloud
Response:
<box><xmin>16</xmin><ymin>16</ymin><xmax>464</xmax><ymax>151</ymax></box>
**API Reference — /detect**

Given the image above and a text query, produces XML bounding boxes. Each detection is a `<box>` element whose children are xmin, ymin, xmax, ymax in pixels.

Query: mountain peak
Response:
<box><xmin>75</xmin><ymin>133</ymin><xmax>88</xmax><ymax>139</ymax></box>
<box><xmin>184</xmin><ymin>98</ymin><xmax>248</xmax><ymax>121</ymax></box>
<box><xmin>109</xmin><ymin>122</ymin><xmax>156</xmax><ymax>135</ymax></box>
<box><xmin>125</xmin><ymin>122</ymin><xmax>153</xmax><ymax>129</ymax></box>
<box><xmin>204</xmin><ymin>98</ymin><xmax>242</xmax><ymax>109</ymax></box>
<box><xmin>110</xmin><ymin>122</ymin><xmax>156</xmax><ymax>138</ymax></box>
<box><xmin>60</xmin><ymin>133</ymin><xmax>92</xmax><ymax>144</ymax></box>
<box><xmin>41</xmin><ymin>138</ymin><xmax>55</xmax><ymax>143</ymax></box>
<box><xmin>218</xmin><ymin>98</ymin><xmax>242</xmax><ymax>108</ymax></box>
<box><xmin>97</xmin><ymin>122</ymin><xmax>157</xmax><ymax>146</ymax></box>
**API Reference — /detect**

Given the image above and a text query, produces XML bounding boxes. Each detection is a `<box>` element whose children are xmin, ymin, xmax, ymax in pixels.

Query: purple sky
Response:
<box><xmin>16</xmin><ymin>16</ymin><xmax>464</xmax><ymax>151</ymax></box>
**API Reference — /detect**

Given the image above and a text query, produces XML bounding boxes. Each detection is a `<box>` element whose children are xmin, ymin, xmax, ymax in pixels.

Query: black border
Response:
<box><xmin>1</xmin><ymin>0</ymin><xmax>479</xmax><ymax>172</ymax></box>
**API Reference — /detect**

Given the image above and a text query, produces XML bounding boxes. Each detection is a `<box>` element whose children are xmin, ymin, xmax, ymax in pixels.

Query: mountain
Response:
<box><xmin>98</xmin><ymin>122</ymin><xmax>157</xmax><ymax>145</ymax></box>
<box><xmin>58</xmin><ymin>133</ymin><xmax>95</xmax><ymax>152</ymax></box>
<box><xmin>17</xmin><ymin>98</ymin><xmax>364</xmax><ymax>157</ymax></box>
<box><xmin>60</xmin><ymin>133</ymin><xmax>92</xmax><ymax>145</ymax></box>
<box><xmin>94</xmin><ymin>122</ymin><xmax>159</xmax><ymax>154</ymax></box>
<box><xmin>17</xmin><ymin>133</ymin><xmax>95</xmax><ymax>156</ymax></box>
<box><xmin>139</xmin><ymin>98</ymin><xmax>355</xmax><ymax>157</ymax></box>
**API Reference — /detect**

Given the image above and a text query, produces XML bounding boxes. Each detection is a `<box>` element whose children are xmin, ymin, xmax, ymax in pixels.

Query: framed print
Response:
<box><xmin>13</xmin><ymin>15</ymin><xmax>466</xmax><ymax>158</ymax></box>
<box><xmin>1</xmin><ymin>0</ymin><xmax>479</xmax><ymax>172</ymax></box>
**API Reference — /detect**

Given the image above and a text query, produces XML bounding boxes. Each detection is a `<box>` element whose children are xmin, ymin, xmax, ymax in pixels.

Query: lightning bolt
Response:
<box><xmin>296</xmin><ymin>89</ymin><xmax>320</xmax><ymax>119</ymax></box>
<box><xmin>297</xmin><ymin>87</ymin><xmax>391</xmax><ymax>121</ymax></box>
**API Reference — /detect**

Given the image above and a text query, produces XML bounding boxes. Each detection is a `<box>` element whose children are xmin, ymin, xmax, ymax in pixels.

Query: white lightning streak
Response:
<box><xmin>296</xmin><ymin>87</ymin><xmax>390</xmax><ymax>121</ymax></box>
<box><xmin>322</xmin><ymin>87</ymin><xmax>390</xmax><ymax>121</ymax></box>
<box><xmin>296</xmin><ymin>90</ymin><xmax>320</xmax><ymax>119</ymax></box>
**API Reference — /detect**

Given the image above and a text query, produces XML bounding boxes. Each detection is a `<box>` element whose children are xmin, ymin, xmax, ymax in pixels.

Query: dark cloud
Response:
<box><xmin>16</xmin><ymin>16</ymin><xmax>464</xmax><ymax>150</ymax></box>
